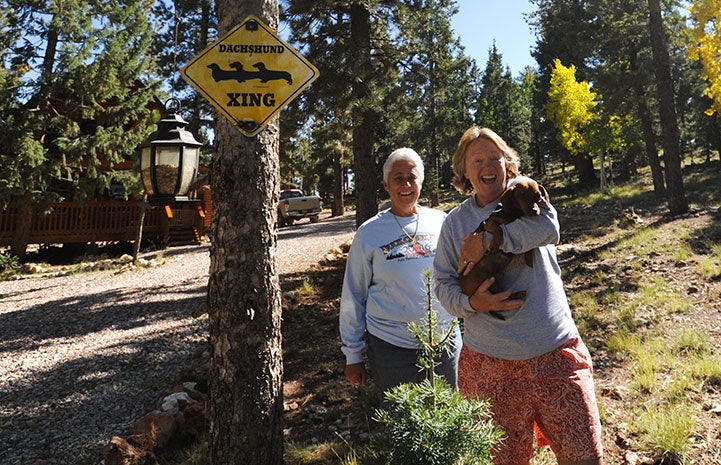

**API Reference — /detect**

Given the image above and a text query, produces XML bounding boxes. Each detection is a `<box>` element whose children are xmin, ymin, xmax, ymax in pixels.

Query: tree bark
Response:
<box><xmin>647</xmin><ymin>0</ymin><xmax>688</xmax><ymax>215</ymax></box>
<box><xmin>630</xmin><ymin>50</ymin><xmax>665</xmax><ymax>196</ymax></box>
<box><xmin>132</xmin><ymin>197</ymin><xmax>149</xmax><ymax>264</ymax></box>
<box><xmin>351</xmin><ymin>3</ymin><xmax>378</xmax><ymax>228</ymax></box>
<box><xmin>635</xmin><ymin>89</ymin><xmax>666</xmax><ymax>194</ymax></box>
<box><xmin>9</xmin><ymin>191</ymin><xmax>33</xmax><ymax>260</ymax></box>
<box><xmin>574</xmin><ymin>154</ymin><xmax>596</xmax><ymax>185</ymax></box>
<box><xmin>207</xmin><ymin>1</ymin><xmax>284</xmax><ymax>464</ymax></box>
<box><xmin>332</xmin><ymin>152</ymin><xmax>344</xmax><ymax>217</ymax></box>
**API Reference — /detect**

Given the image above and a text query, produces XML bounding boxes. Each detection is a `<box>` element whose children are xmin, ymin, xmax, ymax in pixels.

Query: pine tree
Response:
<box><xmin>283</xmin><ymin>0</ymin><xmax>479</xmax><ymax>210</ymax></box>
<box><xmin>647</xmin><ymin>0</ymin><xmax>688</xmax><ymax>215</ymax></box>
<box><xmin>206</xmin><ymin>2</ymin><xmax>284</xmax><ymax>464</ymax></box>
<box><xmin>476</xmin><ymin>44</ymin><xmax>531</xmax><ymax>163</ymax></box>
<box><xmin>282</xmin><ymin>0</ymin><xmax>398</xmax><ymax>226</ymax></box>
<box><xmin>0</xmin><ymin>0</ymin><xmax>160</xmax><ymax>258</ymax></box>
<box><xmin>390</xmin><ymin>0</ymin><xmax>476</xmax><ymax>206</ymax></box>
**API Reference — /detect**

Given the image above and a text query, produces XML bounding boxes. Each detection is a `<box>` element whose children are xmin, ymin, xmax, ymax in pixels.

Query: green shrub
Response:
<box><xmin>367</xmin><ymin>270</ymin><xmax>502</xmax><ymax>465</ymax></box>
<box><xmin>0</xmin><ymin>251</ymin><xmax>20</xmax><ymax>277</ymax></box>
<box><xmin>373</xmin><ymin>378</ymin><xmax>502</xmax><ymax>465</ymax></box>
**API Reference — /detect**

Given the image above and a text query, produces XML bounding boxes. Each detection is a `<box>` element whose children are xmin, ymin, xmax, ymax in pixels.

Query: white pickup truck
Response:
<box><xmin>278</xmin><ymin>189</ymin><xmax>322</xmax><ymax>226</ymax></box>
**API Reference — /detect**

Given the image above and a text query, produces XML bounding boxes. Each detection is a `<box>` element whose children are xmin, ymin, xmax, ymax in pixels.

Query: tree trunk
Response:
<box><xmin>332</xmin><ymin>152</ymin><xmax>344</xmax><ymax>217</ymax></box>
<box><xmin>9</xmin><ymin>191</ymin><xmax>33</xmax><ymax>260</ymax></box>
<box><xmin>647</xmin><ymin>0</ymin><xmax>688</xmax><ymax>215</ymax></box>
<box><xmin>707</xmin><ymin>114</ymin><xmax>721</xmax><ymax>160</ymax></box>
<box><xmin>207</xmin><ymin>1</ymin><xmax>284</xmax><ymax>464</ymax></box>
<box><xmin>350</xmin><ymin>3</ymin><xmax>378</xmax><ymax>228</ymax></box>
<box><xmin>630</xmin><ymin>50</ymin><xmax>665</xmax><ymax>196</ymax></box>
<box><xmin>132</xmin><ymin>198</ymin><xmax>149</xmax><ymax>264</ymax></box>
<box><xmin>599</xmin><ymin>151</ymin><xmax>607</xmax><ymax>191</ymax></box>
<box><xmin>635</xmin><ymin>89</ymin><xmax>666</xmax><ymax>195</ymax></box>
<box><xmin>574</xmin><ymin>154</ymin><xmax>596</xmax><ymax>185</ymax></box>
<box><xmin>429</xmin><ymin>60</ymin><xmax>440</xmax><ymax>207</ymax></box>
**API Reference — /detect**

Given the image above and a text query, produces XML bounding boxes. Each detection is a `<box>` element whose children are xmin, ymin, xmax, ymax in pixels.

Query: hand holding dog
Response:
<box><xmin>457</xmin><ymin>231</ymin><xmax>492</xmax><ymax>276</ymax></box>
<box><xmin>468</xmin><ymin>277</ymin><xmax>524</xmax><ymax>313</ymax></box>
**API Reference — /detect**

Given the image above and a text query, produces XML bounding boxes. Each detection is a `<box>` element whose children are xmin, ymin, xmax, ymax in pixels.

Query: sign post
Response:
<box><xmin>181</xmin><ymin>15</ymin><xmax>319</xmax><ymax>137</ymax></box>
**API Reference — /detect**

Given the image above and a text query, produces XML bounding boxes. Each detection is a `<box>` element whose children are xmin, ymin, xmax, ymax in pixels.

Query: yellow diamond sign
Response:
<box><xmin>181</xmin><ymin>15</ymin><xmax>319</xmax><ymax>137</ymax></box>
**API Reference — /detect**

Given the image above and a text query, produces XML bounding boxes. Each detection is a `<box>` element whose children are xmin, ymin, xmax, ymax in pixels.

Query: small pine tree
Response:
<box><xmin>369</xmin><ymin>270</ymin><xmax>502</xmax><ymax>465</ymax></box>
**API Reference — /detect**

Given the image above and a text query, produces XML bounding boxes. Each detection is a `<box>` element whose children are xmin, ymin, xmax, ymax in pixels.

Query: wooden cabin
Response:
<box><xmin>0</xmin><ymin>84</ymin><xmax>214</xmax><ymax>256</ymax></box>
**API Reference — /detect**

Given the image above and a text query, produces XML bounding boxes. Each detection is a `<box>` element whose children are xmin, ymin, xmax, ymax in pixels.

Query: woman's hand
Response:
<box><xmin>457</xmin><ymin>232</ymin><xmax>491</xmax><ymax>276</ymax></box>
<box><xmin>344</xmin><ymin>362</ymin><xmax>368</xmax><ymax>385</ymax></box>
<box><xmin>468</xmin><ymin>277</ymin><xmax>524</xmax><ymax>314</ymax></box>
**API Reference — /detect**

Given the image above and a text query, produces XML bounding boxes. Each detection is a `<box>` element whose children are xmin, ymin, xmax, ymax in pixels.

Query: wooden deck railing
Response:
<box><xmin>0</xmin><ymin>201</ymin><xmax>203</xmax><ymax>247</ymax></box>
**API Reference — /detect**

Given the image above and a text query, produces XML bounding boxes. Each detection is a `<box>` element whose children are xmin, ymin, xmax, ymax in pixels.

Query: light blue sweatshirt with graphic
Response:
<box><xmin>340</xmin><ymin>206</ymin><xmax>457</xmax><ymax>365</ymax></box>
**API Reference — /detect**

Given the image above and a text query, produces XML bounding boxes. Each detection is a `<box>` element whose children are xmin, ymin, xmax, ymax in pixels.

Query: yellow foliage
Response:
<box><xmin>545</xmin><ymin>59</ymin><xmax>599</xmax><ymax>155</ymax></box>
<box><xmin>688</xmin><ymin>0</ymin><xmax>721</xmax><ymax>115</ymax></box>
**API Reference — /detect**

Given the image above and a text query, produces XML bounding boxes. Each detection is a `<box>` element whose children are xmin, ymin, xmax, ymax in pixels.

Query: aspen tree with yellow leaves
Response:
<box><xmin>688</xmin><ymin>0</ymin><xmax>721</xmax><ymax>115</ymax></box>
<box><xmin>546</xmin><ymin>59</ymin><xmax>599</xmax><ymax>157</ymax></box>
<box><xmin>546</xmin><ymin>59</ymin><xmax>627</xmax><ymax>191</ymax></box>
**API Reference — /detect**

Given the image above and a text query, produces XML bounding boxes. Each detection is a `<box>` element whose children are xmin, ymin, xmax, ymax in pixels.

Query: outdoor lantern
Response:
<box><xmin>139</xmin><ymin>98</ymin><xmax>202</xmax><ymax>206</ymax></box>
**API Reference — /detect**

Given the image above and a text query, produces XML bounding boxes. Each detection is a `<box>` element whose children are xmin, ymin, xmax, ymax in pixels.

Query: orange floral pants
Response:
<box><xmin>459</xmin><ymin>338</ymin><xmax>603</xmax><ymax>464</ymax></box>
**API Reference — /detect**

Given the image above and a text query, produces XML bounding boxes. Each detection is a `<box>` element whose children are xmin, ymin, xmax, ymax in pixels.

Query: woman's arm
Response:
<box><xmin>500</xmin><ymin>203</ymin><xmax>560</xmax><ymax>254</ymax></box>
<box><xmin>339</xmin><ymin>234</ymin><xmax>372</xmax><ymax>365</ymax></box>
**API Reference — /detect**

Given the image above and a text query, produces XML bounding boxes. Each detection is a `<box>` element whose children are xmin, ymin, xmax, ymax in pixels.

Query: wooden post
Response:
<box><xmin>133</xmin><ymin>197</ymin><xmax>150</xmax><ymax>264</ymax></box>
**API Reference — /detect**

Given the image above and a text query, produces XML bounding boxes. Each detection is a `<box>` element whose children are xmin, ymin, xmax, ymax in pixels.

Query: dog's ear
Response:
<box><xmin>538</xmin><ymin>183</ymin><xmax>550</xmax><ymax>206</ymax></box>
<box><xmin>511</xmin><ymin>181</ymin><xmax>541</xmax><ymax>216</ymax></box>
<box><xmin>500</xmin><ymin>184</ymin><xmax>518</xmax><ymax>206</ymax></box>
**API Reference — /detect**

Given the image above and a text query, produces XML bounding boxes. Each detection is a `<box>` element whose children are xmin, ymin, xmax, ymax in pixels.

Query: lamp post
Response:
<box><xmin>139</xmin><ymin>98</ymin><xmax>202</xmax><ymax>206</ymax></box>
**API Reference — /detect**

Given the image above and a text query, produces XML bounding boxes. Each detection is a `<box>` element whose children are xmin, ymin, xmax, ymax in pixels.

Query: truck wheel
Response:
<box><xmin>310</xmin><ymin>215</ymin><xmax>320</xmax><ymax>223</ymax></box>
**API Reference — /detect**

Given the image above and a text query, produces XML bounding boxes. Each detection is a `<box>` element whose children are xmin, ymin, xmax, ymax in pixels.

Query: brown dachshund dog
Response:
<box><xmin>460</xmin><ymin>178</ymin><xmax>550</xmax><ymax>319</ymax></box>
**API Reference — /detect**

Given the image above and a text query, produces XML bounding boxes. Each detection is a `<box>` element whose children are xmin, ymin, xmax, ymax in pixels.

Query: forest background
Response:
<box><xmin>2</xmin><ymin>0</ymin><xmax>721</xmax><ymax>236</ymax></box>
<box><xmin>2</xmin><ymin>0</ymin><xmax>721</xmax><ymax>463</ymax></box>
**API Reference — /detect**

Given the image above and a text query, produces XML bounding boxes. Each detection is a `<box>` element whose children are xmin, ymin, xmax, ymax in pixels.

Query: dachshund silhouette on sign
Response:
<box><xmin>207</xmin><ymin>61</ymin><xmax>293</xmax><ymax>85</ymax></box>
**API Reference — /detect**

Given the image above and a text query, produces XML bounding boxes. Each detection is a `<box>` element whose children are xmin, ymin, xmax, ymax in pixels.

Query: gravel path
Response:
<box><xmin>0</xmin><ymin>212</ymin><xmax>356</xmax><ymax>465</ymax></box>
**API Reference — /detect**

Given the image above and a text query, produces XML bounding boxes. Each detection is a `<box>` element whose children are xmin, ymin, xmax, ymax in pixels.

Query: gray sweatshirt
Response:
<box><xmin>433</xmin><ymin>177</ymin><xmax>578</xmax><ymax>360</ymax></box>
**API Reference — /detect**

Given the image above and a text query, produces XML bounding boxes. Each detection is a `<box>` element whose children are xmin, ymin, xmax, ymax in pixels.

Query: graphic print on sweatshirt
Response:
<box><xmin>380</xmin><ymin>233</ymin><xmax>438</xmax><ymax>261</ymax></box>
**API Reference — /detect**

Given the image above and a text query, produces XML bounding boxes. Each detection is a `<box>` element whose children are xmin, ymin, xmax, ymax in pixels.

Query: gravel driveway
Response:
<box><xmin>0</xmin><ymin>212</ymin><xmax>356</xmax><ymax>465</ymax></box>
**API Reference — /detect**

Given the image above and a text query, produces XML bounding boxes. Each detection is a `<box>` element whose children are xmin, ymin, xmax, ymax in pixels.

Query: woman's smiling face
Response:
<box><xmin>463</xmin><ymin>137</ymin><xmax>508</xmax><ymax>207</ymax></box>
<box><xmin>383</xmin><ymin>160</ymin><xmax>422</xmax><ymax>216</ymax></box>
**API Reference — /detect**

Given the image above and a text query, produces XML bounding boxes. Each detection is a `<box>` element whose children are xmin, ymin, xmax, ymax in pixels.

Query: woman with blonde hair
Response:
<box><xmin>434</xmin><ymin>127</ymin><xmax>604</xmax><ymax>465</ymax></box>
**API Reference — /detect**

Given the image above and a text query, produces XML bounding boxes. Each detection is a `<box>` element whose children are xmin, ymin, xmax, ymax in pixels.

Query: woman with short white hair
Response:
<box><xmin>339</xmin><ymin>147</ymin><xmax>461</xmax><ymax>403</ymax></box>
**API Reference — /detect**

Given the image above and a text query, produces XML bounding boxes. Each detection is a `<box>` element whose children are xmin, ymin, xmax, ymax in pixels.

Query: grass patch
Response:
<box><xmin>632</xmin><ymin>403</ymin><xmax>695</xmax><ymax>464</ymax></box>
<box><xmin>569</xmin><ymin>291</ymin><xmax>603</xmax><ymax>335</ymax></box>
<box><xmin>632</xmin><ymin>275</ymin><xmax>692</xmax><ymax>318</ymax></box>
<box><xmin>688</xmin><ymin>353</ymin><xmax>721</xmax><ymax>387</ymax></box>
<box><xmin>295</xmin><ymin>279</ymin><xmax>320</xmax><ymax>304</ymax></box>
<box><xmin>697</xmin><ymin>242</ymin><xmax>721</xmax><ymax>280</ymax></box>
<box><xmin>158</xmin><ymin>441</ymin><xmax>207</xmax><ymax>465</ymax></box>
<box><xmin>285</xmin><ymin>440</ymin><xmax>350</xmax><ymax>465</ymax></box>
<box><xmin>0</xmin><ymin>251</ymin><xmax>20</xmax><ymax>278</ymax></box>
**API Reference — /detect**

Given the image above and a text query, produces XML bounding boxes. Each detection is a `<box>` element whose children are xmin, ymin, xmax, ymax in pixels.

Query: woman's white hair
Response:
<box><xmin>382</xmin><ymin>147</ymin><xmax>425</xmax><ymax>183</ymax></box>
